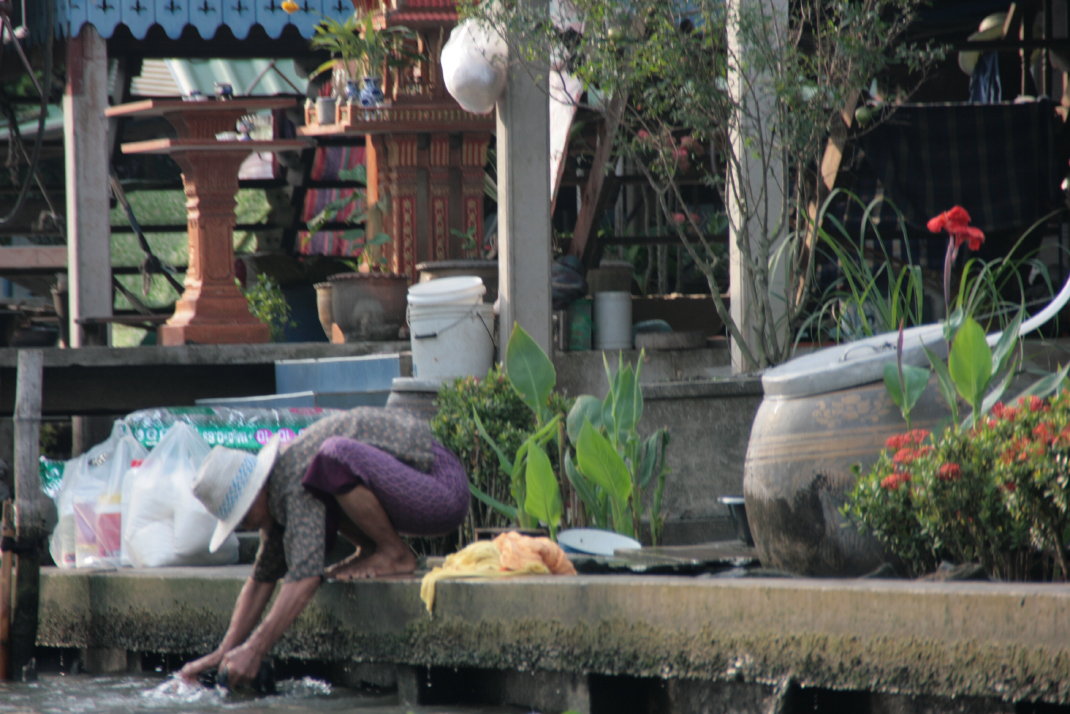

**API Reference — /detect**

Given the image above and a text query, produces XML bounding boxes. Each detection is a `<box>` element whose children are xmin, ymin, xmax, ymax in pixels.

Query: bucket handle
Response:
<box><xmin>408</xmin><ymin>305</ymin><xmax>495</xmax><ymax>341</ymax></box>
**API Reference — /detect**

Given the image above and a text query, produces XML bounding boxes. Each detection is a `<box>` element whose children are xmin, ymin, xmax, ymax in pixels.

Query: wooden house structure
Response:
<box><xmin>0</xmin><ymin>0</ymin><xmax>494</xmax><ymax>347</ymax></box>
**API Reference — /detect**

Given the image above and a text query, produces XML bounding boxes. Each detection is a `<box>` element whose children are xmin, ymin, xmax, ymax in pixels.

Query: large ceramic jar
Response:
<box><xmin>743</xmin><ymin>325</ymin><xmax>950</xmax><ymax>576</ymax></box>
<box><xmin>328</xmin><ymin>272</ymin><xmax>409</xmax><ymax>342</ymax></box>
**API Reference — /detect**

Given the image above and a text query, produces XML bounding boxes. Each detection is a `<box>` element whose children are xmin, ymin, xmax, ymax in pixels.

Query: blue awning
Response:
<box><xmin>54</xmin><ymin>0</ymin><xmax>353</xmax><ymax>42</ymax></box>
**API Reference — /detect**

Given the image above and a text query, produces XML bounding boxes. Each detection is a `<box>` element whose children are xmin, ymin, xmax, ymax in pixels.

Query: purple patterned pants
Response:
<box><xmin>301</xmin><ymin>438</ymin><xmax>469</xmax><ymax>536</ymax></box>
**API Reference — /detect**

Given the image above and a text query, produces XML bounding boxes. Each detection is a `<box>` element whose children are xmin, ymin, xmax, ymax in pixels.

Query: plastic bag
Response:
<box><xmin>440</xmin><ymin>20</ymin><xmax>508</xmax><ymax>114</ymax></box>
<box><xmin>122</xmin><ymin>422</ymin><xmax>239</xmax><ymax>567</ymax></box>
<box><xmin>123</xmin><ymin>406</ymin><xmax>337</xmax><ymax>452</ymax></box>
<box><xmin>49</xmin><ymin>421</ymin><xmax>147</xmax><ymax>569</ymax></box>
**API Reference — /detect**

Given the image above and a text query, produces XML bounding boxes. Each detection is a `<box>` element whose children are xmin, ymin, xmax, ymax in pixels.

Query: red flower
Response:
<box><xmin>937</xmin><ymin>462</ymin><xmax>962</xmax><ymax>481</ymax></box>
<box><xmin>908</xmin><ymin>428</ymin><xmax>931</xmax><ymax>444</ymax></box>
<box><xmin>881</xmin><ymin>472</ymin><xmax>911</xmax><ymax>490</ymax></box>
<box><xmin>927</xmin><ymin>205</ymin><xmax>985</xmax><ymax>251</ymax></box>
<box><xmin>1024</xmin><ymin>395</ymin><xmax>1047</xmax><ymax>413</ymax></box>
<box><xmin>1001</xmin><ymin>481</ymin><xmax>1017</xmax><ymax>493</ymax></box>
<box><xmin>927</xmin><ymin>205</ymin><xmax>971</xmax><ymax>233</ymax></box>
<box><xmin>893</xmin><ymin>448</ymin><xmax>918</xmax><ymax>465</ymax></box>
<box><xmin>1033</xmin><ymin>422</ymin><xmax>1055</xmax><ymax>444</ymax></box>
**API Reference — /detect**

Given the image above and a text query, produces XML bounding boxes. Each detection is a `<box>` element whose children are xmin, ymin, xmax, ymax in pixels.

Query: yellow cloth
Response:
<box><xmin>419</xmin><ymin>532</ymin><xmax>576</xmax><ymax>614</ymax></box>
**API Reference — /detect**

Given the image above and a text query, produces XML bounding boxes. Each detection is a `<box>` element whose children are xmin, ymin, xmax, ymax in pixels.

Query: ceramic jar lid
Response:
<box><xmin>761</xmin><ymin>323</ymin><xmax>948</xmax><ymax>399</ymax></box>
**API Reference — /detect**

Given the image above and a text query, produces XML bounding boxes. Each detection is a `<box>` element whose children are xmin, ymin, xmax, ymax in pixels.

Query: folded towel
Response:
<box><xmin>419</xmin><ymin>531</ymin><xmax>576</xmax><ymax>613</ymax></box>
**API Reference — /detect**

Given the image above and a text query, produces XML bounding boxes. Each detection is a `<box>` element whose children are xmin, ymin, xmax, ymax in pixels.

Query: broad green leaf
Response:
<box><xmin>924</xmin><ymin>344</ymin><xmax>959</xmax><ymax>424</ymax></box>
<box><xmin>567</xmin><ymin>395</ymin><xmax>603</xmax><ymax>443</ymax></box>
<box><xmin>576</xmin><ymin>420</ymin><xmax>632</xmax><ymax>505</ymax></box>
<box><xmin>565</xmin><ymin>456</ymin><xmax>608</xmax><ymax>528</ymax></box>
<box><xmin>523</xmin><ymin>443</ymin><xmax>562</xmax><ymax>538</ymax></box>
<box><xmin>1011</xmin><ymin>363</ymin><xmax>1070</xmax><ymax>403</ymax></box>
<box><xmin>990</xmin><ymin>309</ymin><xmax>1023</xmax><ymax>377</ymax></box>
<box><xmin>606</xmin><ymin>355</ymin><xmax>641</xmax><ymax>436</ymax></box>
<box><xmin>637</xmin><ymin>429</ymin><xmax>669</xmax><ymax>490</ymax></box>
<box><xmin>948</xmin><ymin>317</ymin><xmax>991</xmax><ymax>411</ymax></box>
<box><xmin>901</xmin><ymin>364</ymin><xmax>931</xmax><ymax>414</ymax></box>
<box><xmin>882</xmin><ymin>362</ymin><xmax>905</xmax><ymax>408</ymax></box>
<box><xmin>505</xmin><ymin>324</ymin><xmax>556</xmax><ymax>423</ymax></box>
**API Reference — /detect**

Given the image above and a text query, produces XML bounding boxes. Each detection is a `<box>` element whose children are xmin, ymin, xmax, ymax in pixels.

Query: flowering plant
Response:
<box><xmin>844</xmin><ymin>390</ymin><xmax>1070</xmax><ymax>581</ymax></box>
<box><xmin>846</xmin><ymin>205</ymin><xmax>1070</xmax><ymax>580</ymax></box>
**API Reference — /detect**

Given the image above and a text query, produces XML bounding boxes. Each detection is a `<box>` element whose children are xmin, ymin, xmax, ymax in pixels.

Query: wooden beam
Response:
<box><xmin>567</xmin><ymin>93</ymin><xmax>626</xmax><ymax>268</ymax></box>
<box><xmin>0</xmin><ymin>247</ymin><xmax>67</xmax><ymax>271</ymax></box>
<box><xmin>11</xmin><ymin>350</ymin><xmax>49</xmax><ymax>679</ymax></box>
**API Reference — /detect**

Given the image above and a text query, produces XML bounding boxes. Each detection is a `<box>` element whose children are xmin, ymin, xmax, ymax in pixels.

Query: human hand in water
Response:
<box><xmin>219</xmin><ymin>642</ymin><xmax>263</xmax><ymax>688</ymax></box>
<box><xmin>178</xmin><ymin>650</ymin><xmax>223</xmax><ymax>682</ymax></box>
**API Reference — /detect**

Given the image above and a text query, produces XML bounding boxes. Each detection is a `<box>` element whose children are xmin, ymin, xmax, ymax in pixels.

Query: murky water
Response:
<box><xmin>0</xmin><ymin>674</ymin><xmax>532</xmax><ymax>714</ymax></box>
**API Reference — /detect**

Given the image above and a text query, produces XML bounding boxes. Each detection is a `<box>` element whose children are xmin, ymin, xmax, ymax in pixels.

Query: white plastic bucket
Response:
<box><xmin>407</xmin><ymin>276</ymin><xmax>485</xmax><ymax>307</ymax></box>
<box><xmin>594</xmin><ymin>291</ymin><xmax>633</xmax><ymax>350</ymax></box>
<box><xmin>408</xmin><ymin>302</ymin><xmax>495</xmax><ymax>379</ymax></box>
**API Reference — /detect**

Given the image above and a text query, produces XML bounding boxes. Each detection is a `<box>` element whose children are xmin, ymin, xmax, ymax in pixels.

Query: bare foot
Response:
<box><xmin>324</xmin><ymin>551</ymin><xmax>366</xmax><ymax>579</ymax></box>
<box><xmin>330</xmin><ymin>547</ymin><xmax>416</xmax><ymax>580</ymax></box>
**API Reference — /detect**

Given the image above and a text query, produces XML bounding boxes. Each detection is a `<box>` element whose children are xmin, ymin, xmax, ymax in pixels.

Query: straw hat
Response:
<box><xmin>958</xmin><ymin>13</ymin><xmax>1007</xmax><ymax>75</ymax></box>
<box><xmin>193</xmin><ymin>434</ymin><xmax>282</xmax><ymax>553</ymax></box>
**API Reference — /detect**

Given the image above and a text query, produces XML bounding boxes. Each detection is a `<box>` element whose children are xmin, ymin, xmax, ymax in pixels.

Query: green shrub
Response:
<box><xmin>431</xmin><ymin>368</ymin><xmax>539</xmax><ymax>535</ymax></box>
<box><xmin>844</xmin><ymin>390</ymin><xmax>1070</xmax><ymax>581</ymax></box>
<box><xmin>241</xmin><ymin>274</ymin><xmax>295</xmax><ymax>342</ymax></box>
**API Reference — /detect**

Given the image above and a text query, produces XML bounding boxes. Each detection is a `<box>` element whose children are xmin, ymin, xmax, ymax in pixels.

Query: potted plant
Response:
<box><xmin>310</xmin><ymin>9</ymin><xmax>420</xmax><ymax>109</ymax></box>
<box><xmin>307</xmin><ymin>164</ymin><xmax>408</xmax><ymax>342</ymax></box>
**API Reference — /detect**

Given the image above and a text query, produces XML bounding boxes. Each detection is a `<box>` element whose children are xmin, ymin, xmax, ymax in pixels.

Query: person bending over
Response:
<box><xmin>178</xmin><ymin>407</ymin><xmax>469</xmax><ymax>687</ymax></box>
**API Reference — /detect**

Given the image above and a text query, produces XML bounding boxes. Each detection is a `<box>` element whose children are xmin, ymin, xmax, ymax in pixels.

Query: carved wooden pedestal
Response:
<box><xmin>107</xmin><ymin>98</ymin><xmax>307</xmax><ymax>345</ymax></box>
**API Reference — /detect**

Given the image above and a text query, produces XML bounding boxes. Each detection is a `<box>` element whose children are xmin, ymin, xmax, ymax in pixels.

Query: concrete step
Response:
<box><xmin>196</xmin><ymin>390</ymin><xmax>390</xmax><ymax>409</ymax></box>
<box><xmin>274</xmin><ymin>353</ymin><xmax>404</xmax><ymax>394</ymax></box>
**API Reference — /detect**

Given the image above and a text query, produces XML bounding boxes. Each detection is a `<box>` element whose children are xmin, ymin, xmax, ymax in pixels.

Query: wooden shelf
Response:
<box><xmin>298</xmin><ymin>102</ymin><xmax>494</xmax><ymax>136</ymax></box>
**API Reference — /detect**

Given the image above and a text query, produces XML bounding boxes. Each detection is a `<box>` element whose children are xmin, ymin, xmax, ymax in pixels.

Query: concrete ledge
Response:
<box><xmin>36</xmin><ymin>566</ymin><xmax>1070</xmax><ymax>707</ymax></box>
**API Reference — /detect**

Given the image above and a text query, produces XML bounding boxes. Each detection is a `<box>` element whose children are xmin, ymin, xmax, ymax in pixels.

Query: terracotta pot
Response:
<box><xmin>313</xmin><ymin>281</ymin><xmax>333</xmax><ymax>340</ymax></box>
<box><xmin>328</xmin><ymin>272</ymin><xmax>409</xmax><ymax>342</ymax></box>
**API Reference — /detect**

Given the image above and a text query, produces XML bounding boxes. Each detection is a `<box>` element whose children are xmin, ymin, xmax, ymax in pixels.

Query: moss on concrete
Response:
<box><xmin>36</xmin><ymin>569</ymin><xmax>1070</xmax><ymax>706</ymax></box>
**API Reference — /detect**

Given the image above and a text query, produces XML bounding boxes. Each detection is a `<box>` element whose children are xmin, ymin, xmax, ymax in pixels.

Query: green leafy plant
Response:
<box><xmin>457</xmin><ymin>324</ymin><xmax>670</xmax><ymax>544</ymax></box>
<box><xmin>241</xmin><ymin>274</ymin><xmax>295</xmax><ymax>342</ymax></box>
<box><xmin>450</xmin><ymin>226</ymin><xmax>480</xmax><ymax>257</ymax></box>
<box><xmin>798</xmin><ymin>192</ymin><xmax>929</xmax><ymax>345</ymax></box>
<box><xmin>430</xmin><ymin>367</ymin><xmax>542</xmax><ymax>538</ymax></box>
<box><xmin>565</xmin><ymin>354</ymin><xmax>670</xmax><ymax>542</ymax></box>
<box><xmin>310</xmin><ymin>9</ymin><xmax>420</xmax><ymax>82</ymax></box>
<box><xmin>845</xmin><ymin>206</ymin><xmax>1070</xmax><ymax>580</ymax></box>
<box><xmin>470</xmin><ymin>326</ymin><xmax>568</xmax><ymax>538</ymax></box>
<box><xmin>844</xmin><ymin>388</ymin><xmax>1070</xmax><ymax>581</ymax></box>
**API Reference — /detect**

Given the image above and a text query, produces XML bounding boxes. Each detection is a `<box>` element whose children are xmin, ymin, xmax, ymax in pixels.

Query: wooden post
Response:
<box><xmin>11</xmin><ymin>350</ymin><xmax>49</xmax><ymax>678</ymax></box>
<box><xmin>0</xmin><ymin>502</ymin><xmax>13</xmax><ymax>680</ymax></box>
<box><xmin>63</xmin><ymin>27</ymin><xmax>113</xmax><ymax>347</ymax></box>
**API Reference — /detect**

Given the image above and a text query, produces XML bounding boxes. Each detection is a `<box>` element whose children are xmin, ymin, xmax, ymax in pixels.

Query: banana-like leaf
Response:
<box><xmin>566</xmin><ymin>395</ymin><xmax>602</xmax><ymax>443</ymax></box>
<box><xmin>505</xmin><ymin>325</ymin><xmax>557</xmax><ymax>424</ymax></box>
<box><xmin>576</xmin><ymin>420</ymin><xmax>632</xmax><ymax>505</ymax></box>
<box><xmin>523</xmin><ymin>443</ymin><xmax>562</xmax><ymax>539</ymax></box>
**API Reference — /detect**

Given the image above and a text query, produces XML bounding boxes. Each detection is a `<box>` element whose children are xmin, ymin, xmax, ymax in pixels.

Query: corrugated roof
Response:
<box><xmin>161</xmin><ymin>58</ymin><xmax>307</xmax><ymax>97</ymax></box>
